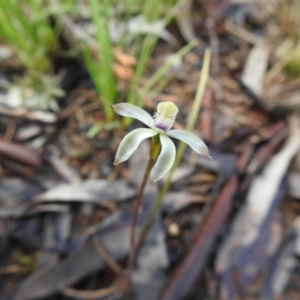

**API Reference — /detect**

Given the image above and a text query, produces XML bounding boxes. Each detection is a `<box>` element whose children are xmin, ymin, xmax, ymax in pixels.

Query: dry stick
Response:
<box><xmin>92</xmin><ymin>237</ymin><xmax>123</xmax><ymax>275</ymax></box>
<box><xmin>62</xmin><ymin>237</ymin><xmax>128</xmax><ymax>300</ymax></box>
<box><xmin>160</xmin><ymin>176</ymin><xmax>239</xmax><ymax>300</ymax></box>
<box><xmin>206</xmin><ymin>17</ymin><xmax>223</xmax><ymax>101</ymax></box>
<box><xmin>160</xmin><ymin>123</ymin><xmax>289</xmax><ymax>300</ymax></box>
<box><xmin>63</xmin><ymin>284</ymin><xmax>118</xmax><ymax>299</ymax></box>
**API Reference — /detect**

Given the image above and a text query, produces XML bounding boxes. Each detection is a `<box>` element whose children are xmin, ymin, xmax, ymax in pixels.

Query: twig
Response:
<box><xmin>224</xmin><ymin>20</ymin><xmax>264</xmax><ymax>45</ymax></box>
<box><xmin>92</xmin><ymin>236</ymin><xmax>123</xmax><ymax>275</ymax></box>
<box><xmin>205</xmin><ymin>18</ymin><xmax>223</xmax><ymax>101</ymax></box>
<box><xmin>63</xmin><ymin>284</ymin><xmax>118</xmax><ymax>299</ymax></box>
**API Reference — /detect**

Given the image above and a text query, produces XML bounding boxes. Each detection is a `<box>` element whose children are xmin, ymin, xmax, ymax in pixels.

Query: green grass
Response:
<box><xmin>83</xmin><ymin>0</ymin><xmax>117</xmax><ymax>122</ymax></box>
<box><xmin>266</xmin><ymin>0</ymin><xmax>300</xmax><ymax>77</ymax></box>
<box><xmin>0</xmin><ymin>0</ymin><xmax>61</xmax><ymax>73</ymax></box>
<box><xmin>0</xmin><ymin>0</ymin><xmax>73</xmax><ymax>110</ymax></box>
<box><xmin>81</xmin><ymin>0</ymin><xmax>190</xmax><ymax>126</ymax></box>
<box><xmin>0</xmin><ymin>0</ymin><xmax>196</xmax><ymax>119</ymax></box>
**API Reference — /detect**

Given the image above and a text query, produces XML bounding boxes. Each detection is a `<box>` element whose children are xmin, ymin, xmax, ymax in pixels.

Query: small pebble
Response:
<box><xmin>168</xmin><ymin>222</ymin><xmax>180</xmax><ymax>237</ymax></box>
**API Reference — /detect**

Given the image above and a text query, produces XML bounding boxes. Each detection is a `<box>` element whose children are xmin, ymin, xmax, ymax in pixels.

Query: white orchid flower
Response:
<box><xmin>111</xmin><ymin>102</ymin><xmax>211</xmax><ymax>183</ymax></box>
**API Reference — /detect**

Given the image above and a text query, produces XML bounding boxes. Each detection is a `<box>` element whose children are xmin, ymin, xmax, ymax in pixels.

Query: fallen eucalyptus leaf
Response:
<box><xmin>11</xmin><ymin>193</ymin><xmax>156</xmax><ymax>300</ymax></box>
<box><xmin>0</xmin><ymin>177</ymin><xmax>41</xmax><ymax>207</ymax></box>
<box><xmin>163</xmin><ymin>192</ymin><xmax>206</xmax><ymax>214</ymax></box>
<box><xmin>37</xmin><ymin>179</ymin><xmax>136</xmax><ymax>203</ymax></box>
<box><xmin>215</xmin><ymin>122</ymin><xmax>300</xmax><ymax>299</ymax></box>
<box><xmin>241</xmin><ymin>43</ymin><xmax>269</xmax><ymax>97</ymax></box>
<box><xmin>0</xmin><ymin>139</ymin><xmax>42</xmax><ymax>167</ymax></box>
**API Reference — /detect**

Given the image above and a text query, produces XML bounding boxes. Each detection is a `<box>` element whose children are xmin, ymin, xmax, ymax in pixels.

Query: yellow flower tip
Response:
<box><xmin>154</xmin><ymin>102</ymin><xmax>179</xmax><ymax>131</ymax></box>
<box><xmin>110</xmin><ymin>104</ymin><xmax>118</xmax><ymax>111</ymax></box>
<box><xmin>157</xmin><ymin>102</ymin><xmax>179</xmax><ymax>119</ymax></box>
<box><xmin>113</xmin><ymin>159</ymin><xmax>120</xmax><ymax>166</ymax></box>
<box><xmin>198</xmin><ymin>144</ymin><xmax>211</xmax><ymax>158</ymax></box>
<box><xmin>110</xmin><ymin>103</ymin><xmax>127</xmax><ymax>113</ymax></box>
<box><xmin>149</xmin><ymin>179</ymin><xmax>156</xmax><ymax>185</ymax></box>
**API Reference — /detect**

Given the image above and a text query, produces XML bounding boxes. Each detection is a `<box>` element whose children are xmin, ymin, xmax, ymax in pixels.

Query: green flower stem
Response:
<box><xmin>134</xmin><ymin>48</ymin><xmax>211</xmax><ymax>256</ymax></box>
<box><xmin>150</xmin><ymin>134</ymin><xmax>161</xmax><ymax>160</ymax></box>
<box><xmin>128</xmin><ymin>135</ymin><xmax>161</xmax><ymax>270</ymax></box>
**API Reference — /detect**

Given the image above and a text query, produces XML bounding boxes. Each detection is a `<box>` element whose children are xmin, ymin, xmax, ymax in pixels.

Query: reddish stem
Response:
<box><xmin>127</xmin><ymin>136</ymin><xmax>160</xmax><ymax>272</ymax></box>
<box><xmin>128</xmin><ymin>158</ymin><xmax>153</xmax><ymax>270</ymax></box>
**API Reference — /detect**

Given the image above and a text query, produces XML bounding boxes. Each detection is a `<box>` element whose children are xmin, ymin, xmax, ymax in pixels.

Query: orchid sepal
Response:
<box><xmin>112</xmin><ymin>102</ymin><xmax>211</xmax><ymax>183</ymax></box>
<box><xmin>167</xmin><ymin>129</ymin><xmax>211</xmax><ymax>158</ymax></box>
<box><xmin>110</xmin><ymin>103</ymin><xmax>153</xmax><ymax>128</ymax></box>
<box><xmin>150</xmin><ymin>134</ymin><xmax>176</xmax><ymax>183</ymax></box>
<box><xmin>114</xmin><ymin>128</ymin><xmax>158</xmax><ymax>165</ymax></box>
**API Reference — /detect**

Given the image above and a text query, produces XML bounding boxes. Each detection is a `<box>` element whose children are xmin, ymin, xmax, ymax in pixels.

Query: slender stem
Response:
<box><xmin>128</xmin><ymin>136</ymin><xmax>160</xmax><ymax>271</ymax></box>
<box><xmin>128</xmin><ymin>157</ymin><xmax>153</xmax><ymax>270</ymax></box>
<box><xmin>131</xmin><ymin>184</ymin><xmax>166</xmax><ymax>263</ymax></box>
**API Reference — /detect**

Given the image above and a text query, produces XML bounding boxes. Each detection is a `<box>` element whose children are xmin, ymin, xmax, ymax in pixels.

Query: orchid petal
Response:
<box><xmin>150</xmin><ymin>135</ymin><xmax>176</xmax><ymax>183</ymax></box>
<box><xmin>167</xmin><ymin>130</ymin><xmax>210</xmax><ymax>157</ymax></box>
<box><xmin>111</xmin><ymin>103</ymin><xmax>154</xmax><ymax>127</ymax></box>
<box><xmin>114</xmin><ymin>128</ymin><xmax>157</xmax><ymax>165</ymax></box>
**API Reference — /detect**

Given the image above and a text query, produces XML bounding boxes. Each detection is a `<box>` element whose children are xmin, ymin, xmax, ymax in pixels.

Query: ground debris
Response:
<box><xmin>2</xmin><ymin>1</ymin><xmax>300</xmax><ymax>299</ymax></box>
